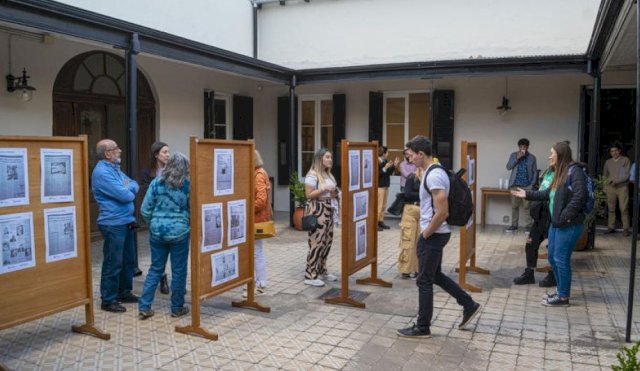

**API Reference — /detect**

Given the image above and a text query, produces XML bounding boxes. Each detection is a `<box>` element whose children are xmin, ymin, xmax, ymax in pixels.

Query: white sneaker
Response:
<box><xmin>242</xmin><ymin>286</ymin><xmax>267</xmax><ymax>298</ymax></box>
<box><xmin>304</xmin><ymin>279</ymin><xmax>325</xmax><ymax>287</ymax></box>
<box><xmin>321</xmin><ymin>273</ymin><xmax>338</xmax><ymax>282</ymax></box>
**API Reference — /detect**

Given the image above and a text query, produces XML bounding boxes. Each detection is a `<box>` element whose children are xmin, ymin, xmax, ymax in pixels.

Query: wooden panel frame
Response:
<box><xmin>325</xmin><ymin>140</ymin><xmax>391</xmax><ymax>309</ymax></box>
<box><xmin>456</xmin><ymin>141</ymin><xmax>490</xmax><ymax>292</ymax></box>
<box><xmin>176</xmin><ymin>137</ymin><xmax>269</xmax><ymax>341</ymax></box>
<box><xmin>0</xmin><ymin>135</ymin><xmax>108</xmax><ymax>340</ymax></box>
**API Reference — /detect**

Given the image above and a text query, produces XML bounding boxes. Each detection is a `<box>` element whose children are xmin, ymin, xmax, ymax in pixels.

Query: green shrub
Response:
<box><xmin>612</xmin><ymin>341</ymin><xmax>640</xmax><ymax>371</ymax></box>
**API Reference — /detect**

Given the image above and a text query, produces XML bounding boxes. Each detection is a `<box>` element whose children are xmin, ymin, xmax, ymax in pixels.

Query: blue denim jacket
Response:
<box><xmin>91</xmin><ymin>160</ymin><xmax>139</xmax><ymax>226</ymax></box>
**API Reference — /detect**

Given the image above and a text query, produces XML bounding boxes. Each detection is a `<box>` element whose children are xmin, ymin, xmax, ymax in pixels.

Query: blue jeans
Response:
<box><xmin>547</xmin><ymin>224</ymin><xmax>583</xmax><ymax>298</ymax></box>
<box><xmin>98</xmin><ymin>224</ymin><xmax>135</xmax><ymax>304</ymax></box>
<box><xmin>416</xmin><ymin>233</ymin><xmax>475</xmax><ymax>331</ymax></box>
<box><xmin>139</xmin><ymin>235</ymin><xmax>190</xmax><ymax>313</ymax></box>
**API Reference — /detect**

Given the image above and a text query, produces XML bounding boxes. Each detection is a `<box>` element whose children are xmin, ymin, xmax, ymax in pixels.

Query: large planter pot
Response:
<box><xmin>293</xmin><ymin>207</ymin><xmax>305</xmax><ymax>231</ymax></box>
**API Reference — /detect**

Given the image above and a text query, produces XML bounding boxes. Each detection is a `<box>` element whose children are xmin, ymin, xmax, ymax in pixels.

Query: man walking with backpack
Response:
<box><xmin>397</xmin><ymin>135</ymin><xmax>481</xmax><ymax>338</ymax></box>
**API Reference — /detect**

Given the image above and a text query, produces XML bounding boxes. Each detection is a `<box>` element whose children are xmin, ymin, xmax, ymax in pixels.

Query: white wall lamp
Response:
<box><xmin>6</xmin><ymin>68</ymin><xmax>36</xmax><ymax>102</ymax></box>
<box><xmin>496</xmin><ymin>77</ymin><xmax>511</xmax><ymax>115</ymax></box>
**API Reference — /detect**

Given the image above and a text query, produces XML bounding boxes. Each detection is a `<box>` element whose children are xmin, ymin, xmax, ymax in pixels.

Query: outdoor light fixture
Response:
<box><xmin>6</xmin><ymin>68</ymin><xmax>36</xmax><ymax>102</ymax></box>
<box><xmin>496</xmin><ymin>78</ymin><xmax>511</xmax><ymax>115</ymax></box>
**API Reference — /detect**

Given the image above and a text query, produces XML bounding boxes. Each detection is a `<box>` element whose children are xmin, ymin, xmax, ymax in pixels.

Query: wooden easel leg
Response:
<box><xmin>461</xmin><ymin>283</ymin><xmax>482</xmax><ymax>293</ymax></box>
<box><xmin>71</xmin><ymin>303</ymin><xmax>110</xmax><ymax>340</ymax></box>
<box><xmin>467</xmin><ymin>266</ymin><xmax>490</xmax><ymax>275</ymax></box>
<box><xmin>175</xmin><ymin>299</ymin><xmax>218</xmax><ymax>340</ymax></box>
<box><xmin>231</xmin><ymin>282</ymin><xmax>271</xmax><ymax>313</ymax></box>
<box><xmin>356</xmin><ymin>263</ymin><xmax>392</xmax><ymax>287</ymax></box>
<box><xmin>325</xmin><ymin>274</ymin><xmax>366</xmax><ymax>308</ymax></box>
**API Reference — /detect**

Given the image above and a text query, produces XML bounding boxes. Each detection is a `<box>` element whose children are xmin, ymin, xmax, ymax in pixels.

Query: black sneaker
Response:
<box><xmin>459</xmin><ymin>302</ymin><xmax>481</xmax><ymax>329</ymax></box>
<box><xmin>538</xmin><ymin>271</ymin><xmax>556</xmax><ymax>287</ymax></box>
<box><xmin>133</xmin><ymin>267</ymin><xmax>143</xmax><ymax>277</ymax></box>
<box><xmin>381</xmin><ymin>223</ymin><xmax>391</xmax><ymax>230</ymax></box>
<box><xmin>542</xmin><ymin>295</ymin><xmax>569</xmax><ymax>307</ymax></box>
<box><xmin>505</xmin><ymin>226</ymin><xmax>518</xmax><ymax>233</ymax></box>
<box><xmin>513</xmin><ymin>268</ymin><xmax>535</xmax><ymax>285</ymax></box>
<box><xmin>101</xmin><ymin>302</ymin><xmax>126</xmax><ymax>313</ymax></box>
<box><xmin>397</xmin><ymin>324</ymin><xmax>431</xmax><ymax>338</ymax></box>
<box><xmin>401</xmin><ymin>273</ymin><xmax>411</xmax><ymax>279</ymax></box>
<box><xmin>171</xmin><ymin>306</ymin><xmax>190</xmax><ymax>318</ymax></box>
<box><xmin>117</xmin><ymin>292</ymin><xmax>139</xmax><ymax>303</ymax></box>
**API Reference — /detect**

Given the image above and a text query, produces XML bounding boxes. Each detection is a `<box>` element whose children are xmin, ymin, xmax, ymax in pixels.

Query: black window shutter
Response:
<box><xmin>277</xmin><ymin>96</ymin><xmax>298</xmax><ymax>185</ymax></box>
<box><xmin>232</xmin><ymin>95</ymin><xmax>253</xmax><ymax>140</ymax></box>
<box><xmin>332</xmin><ymin>93</ymin><xmax>346</xmax><ymax>187</ymax></box>
<box><xmin>369</xmin><ymin>91</ymin><xmax>383</xmax><ymax>142</ymax></box>
<box><xmin>204</xmin><ymin>91</ymin><xmax>215</xmax><ymax>138</ymax></box>
<box><xmin>431</xmin><ymin>90</ymin><xmax>455</xmax><ymax>170</ymax></box>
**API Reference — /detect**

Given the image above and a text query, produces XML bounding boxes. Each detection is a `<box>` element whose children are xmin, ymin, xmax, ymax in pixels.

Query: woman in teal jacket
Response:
<box><xmin>138</xmin><ymin>153</ymin><xmax>190</xmax><ymax>319</ymax></box>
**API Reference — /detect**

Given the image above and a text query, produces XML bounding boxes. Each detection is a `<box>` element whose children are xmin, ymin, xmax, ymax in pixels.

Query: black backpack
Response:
<box><xmin>424</xmin><ymin>164</ymin><xmax>474</xmax><ymax>226</ymax></box>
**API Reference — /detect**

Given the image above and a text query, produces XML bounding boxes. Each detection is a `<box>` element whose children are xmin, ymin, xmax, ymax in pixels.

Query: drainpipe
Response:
<box><xmin>289</xmin><ymin>74</ymin><xmax>296</xmax><ymax>226</ymax></box>
<box><xmin>625</xmin><ymin>2</ymin><xmax>640</xmax><ymax>343</ymax></box>
<box><xmin>588</xmin><ymin>59</ymin><xmax>600</xmax><ymax>177</ymax></box>
<box><xmin>252</xmin><ymin>2</ymin><xmax>258</xmax><ymax>58</ymax></box>
<box><xmin>126</xmin><ymin>32</ymin><xmax>140</xmax><ymax>270</ymax></box>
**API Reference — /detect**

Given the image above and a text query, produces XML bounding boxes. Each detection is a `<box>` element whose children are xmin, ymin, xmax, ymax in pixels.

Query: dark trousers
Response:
<box><xmin>525</xmin><ymin>220</ymin><xmax>546</xmax><ymax>268</ymax></box>
<box><xmin>416</xmin><ymin>233</ymin><xmax>475</xmax><ymax>331</ymax></box>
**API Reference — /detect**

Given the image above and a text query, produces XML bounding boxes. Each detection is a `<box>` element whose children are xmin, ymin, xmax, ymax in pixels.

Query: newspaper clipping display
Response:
<box><xmin>44</xmin><ymin>206</ymin><xmax>78</xmax><ymax>263</ymax></box>
<box><xmin>0</xmin><ymin>148</ymin><xmax>29</xmax><ymax>207</ymax></box>
<box><xmin>348</xmin><ymin>150</ymin><xmax>360</xmax><ymax>191</ymax></box>
<box><xmin>202</xmin><ymin>202</ymin><xmax>224</xmax><ymax>252</ymax></box>
<box><xmin>214</xmin><ymin>148</ymin><xmax>234</xmax><ymax>196</ymax></box>
<box><xmin>1</xmin><ymin>211</ymin><xmax>35</xmax><ymax>274</ymax></box>
<box><xmin>41</xmin><ymin>148</ymin><xmax>74</xmax><ymax>203</ymax></box>
<box><xmin>353</xmin><ymin>191</ymin><xmax>368</xmax><ymax>222</ymax></box>
<box><xmin>210</xmin><ymin>247</ymin><xmax>239</xmax><ymax>287</ymax></box>
<box><xmin>355</xmin><ymin>219</ymin><xmax>367</xmax><ymax>262</ymax></box>
<box><xmin>227</xmin><ymin>199</ymin><xmax>246</xmax><ymax>246</ymax></box>
<box><xmin>362</xmin><ymin>149</ymin><xmax>373</xmax><ymax>189</ymax></box>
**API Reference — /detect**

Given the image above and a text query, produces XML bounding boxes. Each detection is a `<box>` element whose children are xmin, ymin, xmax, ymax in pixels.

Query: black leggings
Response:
<box><xmin>526</xmin><ymin>219</ymin><xmax>547</xmax><ymax>268</ymax></box>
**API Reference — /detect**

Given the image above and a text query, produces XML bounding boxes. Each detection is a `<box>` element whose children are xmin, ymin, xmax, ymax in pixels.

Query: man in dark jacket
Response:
<box><xmin>377</xmin><ymin>146</ymin><xmax>399</xmax><ymax>231</ymax></box>
<box><xmin>506</xmin><ymin>138</ymin><xmax>538</xmax><ymax>232</ymax></box>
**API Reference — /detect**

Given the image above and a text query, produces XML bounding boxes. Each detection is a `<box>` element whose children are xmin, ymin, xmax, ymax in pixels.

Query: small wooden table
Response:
<box><xmin>480</xmin><ymin>187</ymin><xmax>511</xmax><ymax>226</ymax></box>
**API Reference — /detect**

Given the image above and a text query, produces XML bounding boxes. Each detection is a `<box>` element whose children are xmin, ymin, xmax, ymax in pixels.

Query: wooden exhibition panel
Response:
<box><xmin>457</xmin><ymin>141</ymin><xmax>489</xmax><ymax>292</ymax></box>
<box><xmin>0</xmin><ymin>135</ymin><xmax>108</xmax><ymax>339</ymax></box>
<box><xmin>325</xmin><ymin>140</ymin><xmax>391</xmax><ymax>309</ymax></box>
<box><xmin>176</xmin><ymin>137</ymin><xmax>268</xmax><ymax>341</ymax></box>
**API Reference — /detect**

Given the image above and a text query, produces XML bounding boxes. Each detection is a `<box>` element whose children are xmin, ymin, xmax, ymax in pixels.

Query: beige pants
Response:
<box><xmin>397</xmin><ymin>204</ymin><xmax>420</xmax><ymax>274</ymax></box>
<box><xmin>510</xmin><ymin>185</ymin><xmax>532</xmax><ymax>228</ymax></box>
<box><xmin>377</xmin><ymin>187</ymin><xmax>389</xmax><ymax>222</ymax></box>
<box><xmin>606</xmin><ymin>184</ymin><xmax>629</xmax><ymax>230</ymax></box>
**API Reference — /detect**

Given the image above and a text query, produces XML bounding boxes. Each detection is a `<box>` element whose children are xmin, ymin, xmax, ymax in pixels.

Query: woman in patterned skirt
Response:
<box><xmin>303</xmin><ymin>148</ymin><xmax>339</xmax><ymax>287</ymax></box>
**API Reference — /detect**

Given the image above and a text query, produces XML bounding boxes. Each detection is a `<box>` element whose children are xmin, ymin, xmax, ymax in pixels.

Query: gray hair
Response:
<box><xmin>161</xmin><ymin>153</ymin><xmax>189</xmax><ymax>189</ymax></box>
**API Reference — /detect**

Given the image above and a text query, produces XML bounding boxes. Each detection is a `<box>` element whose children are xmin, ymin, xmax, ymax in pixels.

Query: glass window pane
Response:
<box><xmin>92</xmin><ymin>76</ymin><xmax>119</xmax><ymax>96</ymax></box>
<box><xmin>214</xmin><ymin>99</ymin><xmax>226</xmax><ymax>125</ymax></box>
<box><xmin>321</xmin><ymin>100</ymin><xmax>333</xmax><ymax>126</ymax></box>
<box><xmin>387</xmin><ymin>124</ymin><xmax>405</xmax><ymax>150</ymax></box>
<box><xmin>73</xmin><ymin>64</ymin><xmax>92</xmax><ymax>92</ymax></box>
<box><xmin>386</xmin><ymin>97</ymin><xmax>405</xmax><ymax>123</ymax></box>
<box><xmin>84</xmin><ymin>53</ymin><xmax>104</xmax><ymax>77</ymax></box>
<box><xmin>105</xmin><ymin>55</ymin><xmax>124</xmax><ymax>79</ymax></box>
<box><xmin>301</xmin><ymin>127</ymin><xmax>315</xmax><ymax>151</ymax></box>
<box><xmin>214</xmin><ymin>125</ymin><xmax>226</xmax><ymax>139</ymax></box>
<box><xmin>321</xmin><ymin>126</ymin><xmax>333</xmax><ymax>150</ymax></box>
<box><xmin>302</xmin><ymin>152</ymin><xmax>314</xmax><ymax>175</ymax></box>
<box><xmin>302</xmin><ymin>101</ymin><xmax>315</xmax><ymax>126</ymax></box>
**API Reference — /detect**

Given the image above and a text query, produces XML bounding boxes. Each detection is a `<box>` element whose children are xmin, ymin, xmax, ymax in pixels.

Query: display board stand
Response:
<box><xmin>176</xmin><ymin>138</ymin><xmax>269</xmax><ymax>341</ymax></box>
<box><xmin>455</xmin><ymin>141</ymin><xmax>490</xmax><ymax>292</ymax></box>
<box><xmin>325</xmin><ymin>140</ymin><xmax>391</xmax><ymax>308</ymax></box>
<box><xmin>0</xmin><ymin>135</ymin><xmax>108</xmax><ymax>340</ymax></box>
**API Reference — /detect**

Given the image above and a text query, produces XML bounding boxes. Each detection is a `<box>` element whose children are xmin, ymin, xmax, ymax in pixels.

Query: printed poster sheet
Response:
<box><xmin>0</xmin><ymin>211</ymin><xmax>35</xmax><ymax>274</ymax></box>
<box><xmin>355</xmin><ymin>219</ymin><xmax>367</xmax><ymax>262</ymax></box>
<box><xmin>41</xmin><ymin>148</ymin><xmax>74</xmax><ymax>203</ymax></box>
<box><xmin>214</xmin><ymin>148</ymin><xmax>234</xmax><ymax>196</ymax></box>
<box><xmin>44</xmin><ymin>206</ymin><xmax>78</xmax><ymax>263</ymax></box>
<box><xmin>353</xmin><ymin>191</ymin><xmax>368</xmax><ymax>221</ymax></box>
<box><xmin>202</xmin><ymin>202</ymin><xmax>224</xmax><ymax>252</ymax></box>
<box><xmin>0</xmin><ymin>148</ymin><xmax>29</xmax><ymax>207</ymax></box>
<box><xmin>211</xmin><ymin>247</ymin><xmax>238</xmax><ymax>287</ymax></box>
<box><xmin>348</xmin><ymin>150</ymin><xmax>360</xmax><ymax>191</ymax></box>
<box><xmin>227</xmin><ymin>199</ymin><xmax>246</xmax><ymax>246</ymax></box>
<box><xmin>362</xmin><ymin>149</ymin><xmax>373</xmax><ymax>189</ymax></box>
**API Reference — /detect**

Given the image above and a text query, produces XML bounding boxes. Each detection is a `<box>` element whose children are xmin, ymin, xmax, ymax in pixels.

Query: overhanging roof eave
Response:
<box><xmin>295</xmin><ymin>55</ymin><xmax>590</xmax><ymax>85</ymax></box>
<box><xmin>0</xmin><ymin>0</ymin><xmax>293</xmax><ymax>83</ymax></box>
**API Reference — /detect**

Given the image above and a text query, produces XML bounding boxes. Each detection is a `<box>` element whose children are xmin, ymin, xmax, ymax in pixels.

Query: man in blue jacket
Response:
<box><xmin>91</xmin><ymin>139</ymin><xmax>140</xmax><ymax>313</ymax></box>
<box><xmin>506</xmin><ymin>138</ymin><xmax>537</xmax><ymax>232</ymax></box>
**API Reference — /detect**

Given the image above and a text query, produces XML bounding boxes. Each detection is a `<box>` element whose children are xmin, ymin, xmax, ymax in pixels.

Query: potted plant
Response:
<box><xmin>575</xmin><ymin>175</ymin><xmax>607</xmax><ymax>251</ymax></box>
<box><xmin>289</xmin><ymin>171</ymin><xmax>308</xmax><ymax>230</ymax></box>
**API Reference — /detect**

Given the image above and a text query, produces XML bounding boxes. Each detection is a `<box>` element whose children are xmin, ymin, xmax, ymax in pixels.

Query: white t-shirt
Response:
<box><xmin>305</xmin><ymin>173</ymin><xmax>336</xmax><ymax>199</ymax></box>
<box><xmin>419</xmin><ymin>165</ymin><xmax>451</xmax><ymax>234</ymax></box>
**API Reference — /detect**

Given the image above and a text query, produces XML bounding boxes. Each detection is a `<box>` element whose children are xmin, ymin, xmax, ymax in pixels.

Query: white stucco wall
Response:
<box><xmin>54</xmin><ymin>0</ymin><xmax>254</xmax><ymax>56</ymax></box>
<box><xmin>258</xmin><ymin>0</ymin><xmax>601</xmax><ymax>68</ymax></box>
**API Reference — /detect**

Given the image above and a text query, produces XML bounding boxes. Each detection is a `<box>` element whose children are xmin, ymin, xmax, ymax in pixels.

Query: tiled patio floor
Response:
<box><xmin>1</xmin><ymin>214</ymin><xmax>639</xmax><ymax>370</ymax></box>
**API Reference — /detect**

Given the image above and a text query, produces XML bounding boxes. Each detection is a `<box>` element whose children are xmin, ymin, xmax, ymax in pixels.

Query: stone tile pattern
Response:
<box><xmin>0</xmin><ymin>214</ymin><xmax>633</xmax><ymax>370</ymax></box>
